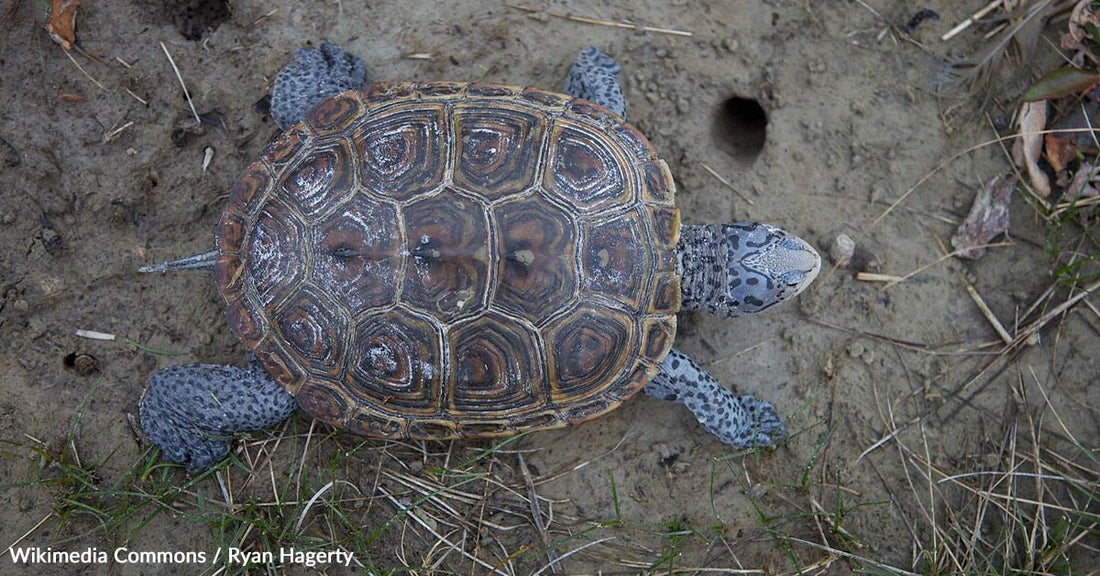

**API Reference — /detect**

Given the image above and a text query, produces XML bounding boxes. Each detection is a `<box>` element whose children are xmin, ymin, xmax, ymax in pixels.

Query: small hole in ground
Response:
<box><xmin>172</xmin><ymin>0</ymin><xmax>230</xmax><ymax>41</ymax></box>
<box><xmin>712</xmin><ymin>96</ymin><xmax>767</xmax><ymax>165</ymax></box>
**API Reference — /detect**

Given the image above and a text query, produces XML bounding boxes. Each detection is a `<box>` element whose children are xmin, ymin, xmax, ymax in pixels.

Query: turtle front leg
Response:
<box><xmin>139</xmin><ymin>363</ymin><xmax>298</xmax><ymax>471</ymax></box>
<box><xmin>271</xmin><ymin>40</ymin><xmax>367</xmax><ymax>130</ymax></box>
<box><xmin>563</xmin><ymin>46</ymin><xmax>628</xmax><ymax>119</ymax></box>
<box><xmin>678</xmin><ymin>222</ymin><xmax>820</xmax><ymax>318</ymax></box>
<box><xmin>645</xmin><ymin>349</ymin><xmax>786</xmax><ymax>448</ymax></box>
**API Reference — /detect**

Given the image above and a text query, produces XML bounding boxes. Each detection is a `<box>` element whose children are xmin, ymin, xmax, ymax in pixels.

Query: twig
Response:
<box><xmin>942</xmin><ymin>0</ymin><xmax>1004</xmax><ymax>41</ymax></box>
<box><xmin>102</xmin><ymin>121</ymin><xmax>134</xmax><ymax>144</ymax></box>
<box><xmin>965</xmin><ymin>285</ymin><xmax>1013</xmax><ymax>345</ymax></box>
<box><xmin>507</xmin><ymin>4</ymin><xmax>693</xmax><ymax>37</ymax></box>
<box><xmin>64</xmin><ymin>49</ymin><xmax>106</xmax><ymax>91</ymax></box>
<box><xmin>159</xmin><ymin>41</ymin><xmax>201</xmax><ymax>124</ymax></box>
<box><xmin>701</xmin><ymin>163</ymin><xmax>756</xmax><ymax>206</ymax></box>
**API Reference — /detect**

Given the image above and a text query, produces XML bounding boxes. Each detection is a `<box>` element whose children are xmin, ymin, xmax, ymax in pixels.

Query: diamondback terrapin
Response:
<box><xmin>139</xmin><ymin>42</ymin><xmax>821</xmax><ymax>471</ymax></box>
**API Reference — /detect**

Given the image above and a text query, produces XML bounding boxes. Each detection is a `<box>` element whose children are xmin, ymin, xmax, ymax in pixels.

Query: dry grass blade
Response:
<box><xmin>940</xmin><ymin>0</ymin><xmax>1056</xmax><ymax>99</ymax></box>
<box><xmin>159</xmin><ymin>41</ymin><xmax>201</xmax><ymax>124</ymax></box>
<box><xmin>506</xmin><ymin>3</ymin><xmax>692</xmax><ymax>36</ymax></box>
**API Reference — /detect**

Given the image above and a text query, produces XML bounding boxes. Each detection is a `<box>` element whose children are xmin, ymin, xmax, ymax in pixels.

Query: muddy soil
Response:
<box><xmin>1</xmin><ymin>1</ymin><xmax>1096</xmax><ymax>575</ymax></box>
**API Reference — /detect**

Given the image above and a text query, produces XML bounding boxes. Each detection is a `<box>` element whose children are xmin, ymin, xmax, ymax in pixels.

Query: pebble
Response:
<box><xmin>830</xmin><ymin>234</ymin><xmax>855</xmax><ymax>266</ymax></box>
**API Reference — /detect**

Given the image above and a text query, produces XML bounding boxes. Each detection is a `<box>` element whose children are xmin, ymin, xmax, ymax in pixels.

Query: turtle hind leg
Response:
<box><xmin>563</xmin><ymin>46</ymin><xmax>628</xmax><ymax>119</ymax></box>
<box><xmin>645</xmin><ymin>348</ymin><xmax>786</xmax><ymax>449</ymax></box>
<box><xmin>678</xmin><ymin>222</ymin><xmax>821</xmax><ymax>318</ymax></box>
<box><xmin>271</xmin><ymin>40</ymin><xmax>367</xmax><ymax>130</ymax></box>
<box><xmin>139</xmin><ymin>363</ymin><xmax>298</xmax><ymax>472</ymax></box>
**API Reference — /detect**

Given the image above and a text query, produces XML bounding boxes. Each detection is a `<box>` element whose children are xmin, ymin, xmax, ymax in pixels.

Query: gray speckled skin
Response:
<box><xmin>139</xmin><ymin>363</ymin><xmax>297</xmax><ymax>471</ymax></box>
<box><xmin>563</xmin><ymin>46</ymin><xmax>627</xmax><ymax>119</ymax></box>
<box><xmin>644</xmin><ymin>350</ymin><xmax>786</xmax><ymax>447</ymax></box>
<box><xmin>138</xmin><ymin>43</ymin><xmax>821</xmax><ymax>470</ymax></box>
<box><xmin>271</xmin><ymin>41</ymin><xmax>367</xmax><ymax>131</ymax></box>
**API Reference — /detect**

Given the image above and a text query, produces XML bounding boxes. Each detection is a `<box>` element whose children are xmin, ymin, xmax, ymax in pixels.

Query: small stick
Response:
<box><xmin>159</xmin><ymin>41</ymin><xmax>201</xmax><ymax>124</ymax></box>
<box><xmin>102</xmin><ymin>121</ymin><xmax>134</xmax><ymax>144</ymax></box>
<box><xmin>966</xmin><ymin>284</ymin><xmax>1014</xmax><ymax>344</ymax></box>
<box><xmin>856</xmin><ymin>272</ymin><xmax>905</xmax><ymax>283</ymax></box>
<box><xmin>75</xmin><ymin>329</ymin><xmax>117</xmax><ymax>341</ymax></box>
<box><xmin>405</xmin><ymin>53</ymin><xmax>436</xmax><ymax>60</ymax></box>
<box><xmin>507</xmin><ymin>3</ymin><xmax>693</xmax><ymax>37</ymax></box>
<box><xmin>942</xmin><ymin>0</ymin><xmax>1004</xmax><ymax>42</ymax></box>
<box><xmin>701</xmin><ymin>163</ymin><xmax>756</xmax><ymax>206</ymax></box>
<box><xmin>879</xmin><ymin>242</ymin><xmax>1013</xmax><ymax>289</ymax></box>
<box><xmin>124</xmin><ymin>87</ymin><xmax>148</xmax><ymax>105</ymax></box>
<box><xmin>64</xmin><ymin>49</ymin><xmax>106</xmax><ymax>91</ymax></box>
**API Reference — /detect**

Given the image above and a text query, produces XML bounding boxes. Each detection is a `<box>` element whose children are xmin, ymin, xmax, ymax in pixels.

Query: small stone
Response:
<box><xmin>675</xmin><ymin>96</ymin><xmax>690</xmax><ymax>114</ymax></box>
<box><xmin>722</xmin><ymin>37</ymin><xmax>740</xmax><ymax>52</ymax></box>
<box><xmin>830</xmin><ymin>234</ymin><xmax>855</xmax><ymax>266</ymax></box>
<box><xmin>847</xmin><ymin>341</ymin><xmax>865</xmax><ymax>358</ymax></box>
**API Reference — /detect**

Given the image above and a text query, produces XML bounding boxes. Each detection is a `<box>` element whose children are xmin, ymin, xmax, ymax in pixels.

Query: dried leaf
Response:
<box><xmin>952</xmin><ymin>173</ymin><xmax>1015</xmax><ymax>260</ymax></box>
<box><xmin>1023</xmin><ymin>66</ymin><xmax>1100</xmax><ymax>101</ymax></box>
<box><xmin>1044</xmin><ymin>133</ymin><xmax>1078</xmax><ymax>173</ymax></box>
<box><xmin>1061</xmin><ymin>0</ymin><xmax>1100</xmax><ymax>51</ymax></box>
<box><xmin>1066</xmin><ymin>161</ymin><xmax>1100</xmax><ymax>202</ymax></box>
<box><xmin>47</xmin><ymin>0</ymin><xmax>80</xmax><ymax>51</ymax></box>
<box><xmin>1016</xmin><ymin>101</ymin><xmax>1051</xmax><ymax>197</ymax></box>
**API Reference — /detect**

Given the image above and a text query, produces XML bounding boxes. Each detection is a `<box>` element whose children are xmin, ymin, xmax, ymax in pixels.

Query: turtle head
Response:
<box><xmin>677</xmin><ymin>222</ymin><xmax>820</xmax><ymax>318</ymax></box>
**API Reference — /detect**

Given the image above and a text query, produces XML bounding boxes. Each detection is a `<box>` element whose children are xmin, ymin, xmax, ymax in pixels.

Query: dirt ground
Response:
<box><xmin>1</xmin><ymin>1</ymin><xmax>1097</xmax><ymax>575</ymax></box>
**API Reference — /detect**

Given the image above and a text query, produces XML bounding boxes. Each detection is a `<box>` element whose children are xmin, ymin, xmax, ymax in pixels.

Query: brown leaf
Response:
<box><xmin>952</xmin><ymin>173</ymin><xmax>1015</xmax><ymax>260</ymax></box>
<box><xmin>1044</xmin><ymin>133</ymin><xmax>1078</xmax><ymax>173</ymax></box>
<box><xmin>1016</xmin><ymin>101</ymin><xmax>1051</xmax><ymax>197</ymax></box>
<box><xmin>47</xmin><ymin>0</ymin><xmax>80</xmax><ymax>51</ymax></box>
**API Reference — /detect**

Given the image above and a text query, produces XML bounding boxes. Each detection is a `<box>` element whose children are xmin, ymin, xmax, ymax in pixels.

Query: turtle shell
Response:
<box><xmin>215</xmin><ymin>82</ymin><xmax>680</xmax><ymax>439</ymax></box>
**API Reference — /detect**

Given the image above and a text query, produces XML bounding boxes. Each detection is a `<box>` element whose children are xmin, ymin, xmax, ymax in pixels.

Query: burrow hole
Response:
<box><xmin>713</xmin><ymin>96</ymin><xmax>767</xmax><ymax>165</ymax></box>
<box><xmin>172</xmin><ymin>0</ymin><xmax>230</xmax><ymax>41</ymax></box>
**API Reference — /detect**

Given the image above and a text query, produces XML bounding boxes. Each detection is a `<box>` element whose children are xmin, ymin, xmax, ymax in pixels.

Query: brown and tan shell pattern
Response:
<box><xmin>215</xmin><ymin>82</ymin><xmax>680</xmax><ymax>440</ymax></box>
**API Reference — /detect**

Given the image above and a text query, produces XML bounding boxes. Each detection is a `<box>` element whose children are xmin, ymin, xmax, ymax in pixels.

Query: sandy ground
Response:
<box><xmin>1</xmin><ymin>1</ymin><xmax>1097</xmax><ymax>574</ymax></box>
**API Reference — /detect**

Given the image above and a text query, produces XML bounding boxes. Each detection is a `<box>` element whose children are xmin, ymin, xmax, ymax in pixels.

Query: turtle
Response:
<box><xmin>138</xmin><ymin>42</ymin><xmax>821</xmax><ymax>471</ymax></box>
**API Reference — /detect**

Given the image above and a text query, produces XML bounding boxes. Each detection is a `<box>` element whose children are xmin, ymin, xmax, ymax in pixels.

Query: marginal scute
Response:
<box><xmin>296</xmin><ymin>381</ymin><xmax>351</xmax><ymax>425</ymax></box>
<box><xmin>418</xmin><ymin>81</ymin><xmax>467</xmax><ymax>99</ymax></box>
<box><xmin>306</xmin><ymin>91</ymin><xmax>363</xmax><ymax>134</ymax></box>
<box><xmin>220</xmin><ymin>81</ymin><xmax>680</xmax><ymax>439</ymax></box>
<box><xmin>639</xmin><ymin>159</ymin><xmax>674</xmax><ymax>203</ymax></box>
<box><xmin>347</xmin><ymin>411</ymin><xmax>404</xmax><ymax>438</ymax></box>
<box><xmin>264</xmin><ymin>127</ymin><xmax>309</xmax><ymax>173</ymax></box>
<box><xmin>227</xmin><ymin>162</ymin><xmax>273</xmax><ymax>220</ymax></box>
